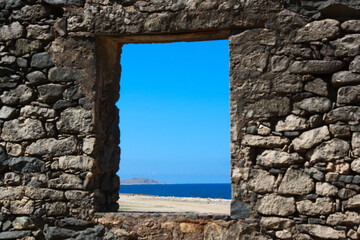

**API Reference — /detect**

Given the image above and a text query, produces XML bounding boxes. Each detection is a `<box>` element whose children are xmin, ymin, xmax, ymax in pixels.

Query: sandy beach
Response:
<box><xmin>118</xmin><ymin>194</ymin><xmax>231</xmax><ymax>215</ymax></box>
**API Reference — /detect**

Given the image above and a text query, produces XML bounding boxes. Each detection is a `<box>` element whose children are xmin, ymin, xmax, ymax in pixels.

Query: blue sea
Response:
<box><xmin>119</xmin><ymin>183</ymin><xmax>231</xmax><ymax>199</ymax></box>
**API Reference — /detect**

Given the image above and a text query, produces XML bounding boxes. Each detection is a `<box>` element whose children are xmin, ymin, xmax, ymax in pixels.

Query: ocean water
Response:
<box><xmin>119</xmin><ymin>183</ymin><xmax>231</xmax><ymax>199</ymax></box>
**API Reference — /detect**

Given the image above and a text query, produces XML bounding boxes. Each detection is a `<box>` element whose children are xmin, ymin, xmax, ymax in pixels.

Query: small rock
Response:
<box><xmin>349</xmin><ymin>56</ymin><xmax>360</xmax><ymax>73</ymax></box>
<box><xmin>329</xmin><ymin>124</ymin><xmax>351</xmax><ymax>138</ymax></box>
<box><xmin>351</xmin><ymin>158</ymin><xmax>360</xmax><ymax>173</ymax></box>
<box><xmin>296</xmin><ymin>224</ymin><xmax>345</xmax><ymax>239</ymax></box>
<box><xmin>337</xmin><ymin>85</ymin><xmax>360</xmax><ymax>104</ymax></box>
<box><xmin>316</xmin><ymin>182</ymin><xmax>338</xmax><ymax>197</ymax></box>
<box><xmin>257</xmin><ymin>194</ymin><xmax>296</xmax><ymax>216</ymax></box>
<box><xmin>296</xmin><ymin>197</ymin><xmax>333</xmax><ymax>216</ymax></box>
<box><xmin>25</xmin><ymin>187</ymin><xmax>64</xmax><ymax>200</ymax></box>
<box><xmin>1</xmin><ymin>119</ymin><xmax>45</xmax><ymax>142</ymax></box>
<box><xmin>57</xmin><ymin>107</ymin><xmax>93</xmax><ymax>134</ymax></box>
<box><xmin>37</xmin><ymin>84</ymin><xmax>64</xmax><ymax>103</ymax></box>
<box><xmin>48</xmin><ymin>173</ymin><xmax>83</xmax><ymax>190</ymax></box>
<box><xmin>44</xmin><ymin>202</ymin><xmax>67</xmax><ymax>216</ymax></box>
<box><xmin>20</xmin><ymin>105</ymin><xmax>56</xmax><ymax>119</ymax></box>
<box><xmin>344</xmin><ymin>194</ymin><xmax>360</xmax><ymax>209</ymax></box>
<box><xmin>26</xmin><ymin>24</ymin><xmax>53</xmax><ymax>40</ymax></box>
<box><xmin>10</xmin><ymin>199</ymin><xmax>34</xmax><ymax>215</ymax></box>
<box><xmin>10</xmin><ymin>39</ymin><xmax>43</xmax><ymax>57</ymax></box>
<box><xmin>275</xmin><ymin>114</ymin><xmax>308</xmax><ymax>132</ymax></box>
<box><xmin>260</xmin><ymin>217</ymin><xmax>294</xmax><ymax>230</ymax></box>
<box><xmin>63</xmin><ymin>85</ymin><xmax>83</xmax><ymax>100</ymax></box>
<box><xmin>12</xmin><ymin>217</ymin><xmax>34</xmax><ymax>230</ymax></box>
<box><xmin>278</xmin><ymin>169</ymin><xmax>314</xmax><ymax>195</ymax></box>
<box><xmin>275</xmin><ymin>230</ymin><xmax>292</xmax><ymax>240</ymax></box>
<box><xmin>64</xmin><ymin>190</ymin><xmax>87</xmax><ymax>200</ymax></box>
<box><xmin>26</xmin><ymin>136</ymin><xmax>78</xmax><ymax>157</ymax></box>
<box><xmin>271</xmin><ymin>55</ymin><xmax>290</xmax><ymax>72</ymax></box>
<box><xmin>9</xmin><ymin>156</ymin><xmax>45</xmax><ymax>173</ymax></box>
<box><xmin>331</xmin><ymin>34</ymin><xmax>360</xmax><ymax>57</ymax></box>
<box><xmin>11</xmin><ymin>4</ymin><xmax>49</xmax><ymax>21</ymax></box>
<box><xmin>292</xmin><ymin>126</ymin><xmax>330</xmax><ymax>152</ymax></box>
<box><xmin>304</xmin><ymin>78</ymin><xmax>328</xmax><ymax>96</ymax></box>
<box><xmin>341</xmin><ymin>20</ymin><xmax>360</xmax><ymax>33</ymax></box>
<box><xmin>327</xmin><ymin>211</ymin><xmax>360</xmax><ymax>226</ymax></box>
<box><xmin>0</xmin><ymin>84</ymin><xmax>34</xmax><ymax>105</ymax></box>
<box><xmin>31</xmin><ymin>52</ymin><xmax>54</xmax><ymax>68</ymax></box>
<box><xmin>352</xmin><ymin>132</ymin><xmax>360</xmax><ymax>156</ymax></box>
<box><xmin>0</xmin><ymin>106</ymin><xmax>16</xmax><ymax>119</ymax></box>
<box><xmin>325</xmin><ymin>106</ymin><xmax>360</xmax><ymax>123</ymax></box>
<box><xmin>309</xmin><ymin>114</ymin><xmax>323</xmax><ymax>128</ymax></box>
<box><xmin>289</xmin><ymin>60</ymin><xmax>344</xmax><ymax>74</ymax></box>
<box><xmin>339</xmin><ymin>188</ymin><xmax>357</xmax><ymax>199</ymax></box>
<box><xmin>58</xmin><ymin>155</ymin><xmax>95</xmax><ymax>170</ymax></box>
<box><xmin>6</xmin><ymin>143</ymin><xmax>22</xmax><ymax>157</ymax></box>
<box><xmin>0</xmin><ymin>231</ymin><xmax>31</xmax><ymax>239</ymax></box>
<box><xmin>249</xmin><ymin>169</ymin><xmax>275</xmax><ymax>193</ymax></box>
<box><xmin>82</xmin><ymin>138</ymin><xmax>95</xmax><ymax>154</ymax></box>
<box><xmin>26</xmin><ymin>71</ymin><xmax>47</xmax><ymax>85</ymax></box>
<box><xmin>48</xmin><ymin>67</ymin><xmax>85</xmax><ymax>82</ymax></box>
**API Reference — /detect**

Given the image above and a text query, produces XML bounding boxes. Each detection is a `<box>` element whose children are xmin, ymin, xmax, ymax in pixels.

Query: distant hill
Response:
<box><xmin>120</xmin><ymin>178</ymin><xmax>166</xmax><ymax>185</ymax></box>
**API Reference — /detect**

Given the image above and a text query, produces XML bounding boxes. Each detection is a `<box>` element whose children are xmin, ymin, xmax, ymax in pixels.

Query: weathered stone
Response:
<box><xmin>327</xmin><ymin>212</ymin><xmax>360</xmax><ymax>226</ymax></box>
<box><xmin>329</xmin><ymin>124</ymin><xmax>351</xmax><ymax>138</ymax></box>
<box><xmin>10</xmin><ymin>199</ymin><xmax>34</xmax><ymax>214</ymax></box>
<box><xmin>83</xmin><ymin>137</ymin><xmax>95</xmax><ymax>154</ymax></box>
<box><xmin>289</xmin><ymin>60</ymin><xmax>344</xmax><ymax>74</ymax></box>
<box><xmin>6</xmin><ymin>143</ymin><xmax>22</xmax><ymax>157</ymax></box>
<box><xmin>0</xmin><ymin>231</ymin><xmax>31</xmax><ymax>240</ymax></box>
<box><xmin>325</xmin><ymin>106</ymin><xmax>360</xmax><ymax>123</ymax></box>
<box><xmin>63</xmin><ymin>85</ymin><xmax>83</xmax><ymax>100</ymax></box>
<box><xmin>256</xmin><ymin>150</ymin><xmax>303</xmax><ymax>168</ymax></box>
<box><xmin>297</xmin><ymin>224</ymin><xmax>345</xmax><ymax>239</ymax></box>
<box><xmin>244</xmin><ymin>97</ymin><xmax>291</xmax><ymax>118</ymax></box>
<box><xmin>278</xmin><ymin>169</ymin><xmax>314</xmax><ymax>195</ymax></box>
<box><xmin>48</xmin><ymin>67</ymin><xmax>85</xmax><ymax>82</ymax></box>
<box><xmin>10</xmin><ymin>39</ymin><xmax>43</xmax><ymax>56</ymax></box>
<box><xmin>0</xmin><ymin>22</ymin><xmax>24</xmax><ymax>41</ymax></box>
<box><xmin>341</xmin><ymin>20</ymin><xmax>360</xmax><ymax>33</ymax></box>
<box><xmin>12</xmin><ymin>217</ymin><xmax>34</xmax><ymax>230</ymax></box>
<box><xmin>310</xmin><ymin>138</ymin><xmax>350</xmax><ymax>163</ymax></box>
<box><xmin>43</xmin><ymin>0</ymin><xmax>84</xmax><ymax>6</ymax></box>
<box><xmin>20</xmin><ymin>105</ymin><xmax>56</xmax><ymax>119</ymax></box>
<box><xmin>316</xmin><ymin>182</ymin><xmax>338</xmax><ymax>197</ymax></box>
<box><xmin>260</xmin><ymin>217</ymin><xmax>294</xmax><ymax>230</ymax></box>
<box><xmin>257</xmin><ymin>194</ymin><xmax>296</xmax><ymax>216</ymax></box>
<box><xmin>48</xmin><ymin>173</ymin><xmax>83</xmax><ymax>190</ymax></box>
<box><xmin>0</xmin><ymin>186</ymin><xmax>24</xmax><ymax>200</ymax></box>
<box><xmin>349</xmin><ymin>56</ymin><xmax>360</xmax><ymax>73</ymax></box>
<box><xmin>26</xmin><ymin>136</ymin><xmax>78</xmax><ymax>157</ymax></box>
<box><xmin>43</xmin><ymin>226</ymin><xmax>76</xmax><ymax>240</ymax></box>
<box><xmin>11</xmin><ymin>4</ymin><xmax>49</xmax><ymax>21</ymax></box>
<box><xmin>296</xmin><ymin>198</ymin><xmax>333</xmax><ymax>216</ymax></box>
<box><xmin>338</xmin><ymin>188</ymin><xmax>357</xmax><ymax>199</ymax></box>
<box><xmin>351</xmin><ymin>159</ymin><xmax>360</xmax><ymax>173</ymax></box>
<box><xmin>0</xmin><ymin>106</ymin><xmax>16</xmax><ymax>119</ymax></box>
<box><xmin>26</xmin><ymin>25</ymin><xmax>53</xmax><ymax>40</ymax></box>
<box><xmin>65</xmin><ymin>190</ymin><xmax>88</xmax><ymax>200</ymax></box>
<box><xmin>57</xmin><ymin>107</ymin><xmax>93</xmax><ymax>134</ymax></box>
<box><xmin>1</xmin><ymin>55</ymin><xmax>16</xmax><ymax>65</ymax></box>
<box><xmin>58</xmin><ymin>155</ymin><xmax>95</xmax><ymax>171</ymax></box>
<box><xmin>1</xmin><ymin>0</ymin><xmax>23</xmax><ymax>9</ymax></box>
<box><xmin>9</xmin><ymin>156</ymin><xmax>45</xmax><ymax>173</ymax></box>
<box><xmin>26</xmin><ymin>71</ymin><xmax>47</xmax><ymax>85</ymax></box>
<box><xmin>304</xmin><ymin>167</ymin><xmax>324</xmax><ymax>181</ymax></box>
<box><xmin>294</xmin><ymin>19</ymin><xmax>340</xmax><ymax>42</ymax></box>
<box><xmin>344</xmin><ymin>194</ymin><xmax>360</xmax><ymax>209</ymax></box>
<box><xmin>30</xmin><ymin>52</ymin><xmax>54</xmax><ymax>68</ymax></box>
<box><xmin>331</xmin><ymin>34</ymin><xmax>360</xmax><ymax>57</ymax></box>
<box><xmin>352</xmin><ymin>132</ymin><xmax>360</xmax><ymax>156</ymax></box>
<box><xmin>37</xmin><ymin>84</ymin><xmax>64</xmax><ymax>103</ymax></box>
<box><xmin>271</xmin><ymin>55</ymin><xmax>290</xmax><ymax>72</ymax></box>
<box><xmin>0</xmin><ymin>85</ymin><xmax>34</xmax><ymax>105</ymax></box>
<box><xmin>25</xmin><ymin>187</ymin><xmax>64</xmax><ymax>200</ymax></box>
<box><xmin>241</xmin><ymin>135</ymin><xmax>290</xmax><ymax>148</ymax></box>
<box><xmin>59</xmin><ymin>217</ymin><xmax>91</xmax><ymax>227</ymax></box>
<box><xmin>275</xmin><ymin>230</ymin><xmax>292</xmax><ymax>239</ymax></box>
<box><xmin>298</xmin><ymin>97</ymin><xmax>332</xmax><ymax>113</ymax></box>
<box><xmin>4</xmin><ymin>172</ymin><xmax>21</xmax><ymax>185</ymax></box>
<box><xmin>337</xmin><ymin>85</ymin><xmax>360</xmax><ymax>104</ymax></box>
<box><xmin>304</xmin><ymin>78</ymin><xmax>328</xmax><ymax>96</ymax></box>
<box><xmin>292</xmin><ymin>126</ymin><xmax>330</xmax><ymax>151</ymax></box>
<box><xmin>249</xmin><ymin>169</ymin><xmax>275</xmax><ymax>193</ymax></box>
<box><xmin>16</xmin><ymin>57</ymin><xmax>27</xmax><ymax>67</ymax></box>
<box><xmin>44</xmin><ymin>202</ymin><xmax>67</xmax><ymax>216</ymax></box>
<box><xmin>53</xmin><ymin>99</ymin><xmax>77</xmax><ymax>110</ymax></box>
<box><xmin>275</xmin><ymin>114</ymin><xmax>308</xmax><ymax>132</ymax></box>
<box><xmin>1</xmin><ymin>119</ymin><xmax>45</xmax><ymax>142</ymax></box>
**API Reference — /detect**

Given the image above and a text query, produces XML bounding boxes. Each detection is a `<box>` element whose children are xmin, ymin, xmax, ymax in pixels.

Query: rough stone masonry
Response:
<box><xmin>1</xmin><ymin>0</ymin><xmax>360</xmax><ymax>239</ymax></box>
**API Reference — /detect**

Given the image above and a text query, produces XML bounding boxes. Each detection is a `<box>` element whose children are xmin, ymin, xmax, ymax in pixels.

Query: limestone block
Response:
<box><xmin>26</xmin><ymin>24</ymin><xmax>53</xmax><ymax>40</ymax></box>
<box><xmin>26</xmin><ymin>136</ymin><xmax>78</xmax><ymax>157</ymax></box>
<box><xmin>256</xmin><ymin>150</ymin><xmax>303</xmax><ymax>168</ymax></box>
<box><xmin>249</xmin><ymin>169</ymin><xmax>275</xmax><ymax>193</ymax></box>
<box><xmin>44</xmin><ymin>202</ymin><xmax>67</xmax><ymax>216</ymax></box>
<box><xmin>294</xmin><ymin>19</ymin><xmax>340</xmax><ymax>42</ymax></box>
<box><xmin>0</xmin><ymin>187</ymin><xmax>24</xmax><ymax>200</ymax></box>
<box><xmin>48</xmin><ymin>67</ymin><xmax>85</xmax><ymax>82</ymax></box>
<box><xmin>289</xmin><ymin>60</ymin><xmax>344</xmax><ymax>74</ymax></box>
<box><xmin>0</xmin><ymin>22</ymin><xmax>24</xmax><ymax>41</ymax></box>
<box><xmin>26</xmin><ymin>71</ymin><xmax>47</xmax><ymax>85</ymax></box>
<box><xmin>10</xmin><ymin>199</ymin><xmax>34</xmax><ymax>214</ymax></box>
<box><xmin>43</xmin><ymin>226</ymin><xmax>76</xmax><ymax>240</ymax></box>
<box><xmin>58</xmin><ymin>155</ymin><xmax>95</xmax><ymax>171</ymax></box>
<box><xmin>241</xmin><ymin>135</ymin><xmax>290</xmax><ymax>148</ymax></box>
<box><xmin>244</xmin><ymin>97</ymin><xmax>291</xmax><ymax>118</ymax></box>
<box><xmin>10</xmin><ymin>39</ymin><xmax>43</xmax><ymax>56</ymax></box>
<box><xmin>260</xmin><ymin>217</ymin><xmax>294</xmax><ymax>230</ymax></box>
<box><xmin>351</xmin><ymin>159</ymin><xmax>360</xmax><ymax>173</ymax></box>
<box><xmin>278</xmin><ymin>169</ymin><xmax>314</xmax><ymax>195</ymax></box>
<box><xmin>337</xmin><ymin>85</ymin><xmax>360</xmax><ymax>104</ymax></box>
<box><xmin>341</xmin><ymin>20</ymin><xmax>360</xmax><ymax>33</ymax></box>
<box><xmin>20</xmin><ymin>105</ymin><xmax>56</xmax><ymax>119</ymax></box>
<box><xmin>6</xmin><ymin>143</ymin><xmax>23</xmax><ymax>157</ymax></box>
<box><xmin>352</xmin><ymin>132</ymin><xmax>360</xmax><ymax>156</ymax></box>
<box><xmin>83</xmin><ymin>137</ymin><xmax>96</xmax><ymax>154</ymax></box>
<box><xmin>0</xmin><ymin>106</ymin><xmax>16</xmax><ymax>119</ymax></box>
<box><xmin>275</xmin><ymin>114</ymin><xmax>308</xmax><ymax>132</ymax></box>
<box><xmin>1</xmin><ymin>119</ymin><xmax>45</xmax><ymax>141</ymax></box>
<box><xmin>25</xmin><ymin>187</ymin><xmax>64</xmax><ymax>200</ymax></box>
<box><xmin>296</xmin><ymin>224</ymin><xmax>346</xmax><ymax>239</ymax></box>
<box><xmin>331</xmin><ymin>34</ymin><xmax>360</xmax><ymax>57</ymax></box>
<box><xmin>329</xmin><ymin>124</ymin><xmax>351</xmax><ymax>138</ymax></box>
<box><xmin>48</xmin><ymin>173</ymin><xmax>83</xmax><ymax>190</ymax></box>
<box><xmin>292</xmin><ymin>126</ymin><xmax>330</xmax><ymax>151</ymax></box>
<box><xmin>296</xmin><ymin>198</ymin><xmax>333</xmax><ymax>216</ymax></box>
<box><xmin>327</xmin><ymin>212</ymin><xmax>360</xmax><ymax>226</ymax></box>
<box><xmin>316</xmin><ymin>182</ymin><xmax>338</xmax><ymax>197</ymax></box>
<box><xmin>257</xmin><ymin>194</ymin><xmax>296</xmax><ymax>216</ymax></box>
<box><xmin>63</xmin><ymin>85</ymin><xmax>83</xmax><ymax>100</ymax></box>
<box><xmin>64</xmin><ymin>190</ymin><xmax>88</xmax><ymax>200</ymax></box>
<box><xmin>310</xmin><ymin>138</ymin><xmax>350</xmax><ymax>162</ymax></box>
<box><xmin>12</xmin><ymin>216</ymin><xmax>34</xmax><ymax>230</ymax></box>
<box><xmin>325</xmin><ymin>106</ymin><xmax>360</xmax><ymax>123</ymax></box>
<box><xmin>344</xmin><ymin>194</ymin><xmax>360</xmax><ymax>209</ymax></box>
<box><xmin>38</xmin><ymin>84</ymin><xmax>64</xmax><ymax>103</ymax></box>
<box><xmin>349</xmin><ymin>56</ymin><xmax>360</xmax><ymax>73</ymax></box>
<box><xmin>11</xmin><ymin>4</ymin><xmax>50</xmax><ymax>21</ymax></box>
<box><xmin>298</xmin><ymin>97</ymin><xmax>332</xmax><ymax>113</ymax></box>
<box><xmin>0</xmin><ymin>84</ymin><xmax>34</xmax><ymax>105</ymax></box>
<box><xmin>56</xmin><ymin>107</ymin><xmax>93</xmax><ymax>134</ymax></box>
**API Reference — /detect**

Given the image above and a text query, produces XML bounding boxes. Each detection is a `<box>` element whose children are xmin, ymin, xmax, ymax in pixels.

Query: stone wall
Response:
<box><xmin>1</xmin><ymin>0</ymin><xmax>360</xmax><ymax>239</ymax></box>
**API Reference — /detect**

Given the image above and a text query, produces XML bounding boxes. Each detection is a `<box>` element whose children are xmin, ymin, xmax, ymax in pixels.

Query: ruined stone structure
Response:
<box><xmin>1</xmin><ymin>0</ymin><xmax>360</xmax><ymax>239</ymax></box>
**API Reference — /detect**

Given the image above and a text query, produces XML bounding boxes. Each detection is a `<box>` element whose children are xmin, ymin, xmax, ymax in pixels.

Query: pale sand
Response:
<box><xmin>118</xmin><ymin>194</ymin><xmax>231</xmax><ymax>215</ymax></box>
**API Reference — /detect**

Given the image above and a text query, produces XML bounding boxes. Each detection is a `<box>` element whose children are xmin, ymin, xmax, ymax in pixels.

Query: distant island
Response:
<box><xmin>120</xmin><ymin>178</ymin><xmax>167</xmax><ymax>185</ymax></box>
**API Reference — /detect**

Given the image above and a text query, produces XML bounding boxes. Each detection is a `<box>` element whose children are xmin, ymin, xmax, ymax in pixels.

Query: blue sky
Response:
<box><xmin>116</xmin><ymin>40</ymin><xmax>230</xmax><ymax>183</ymax></box>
